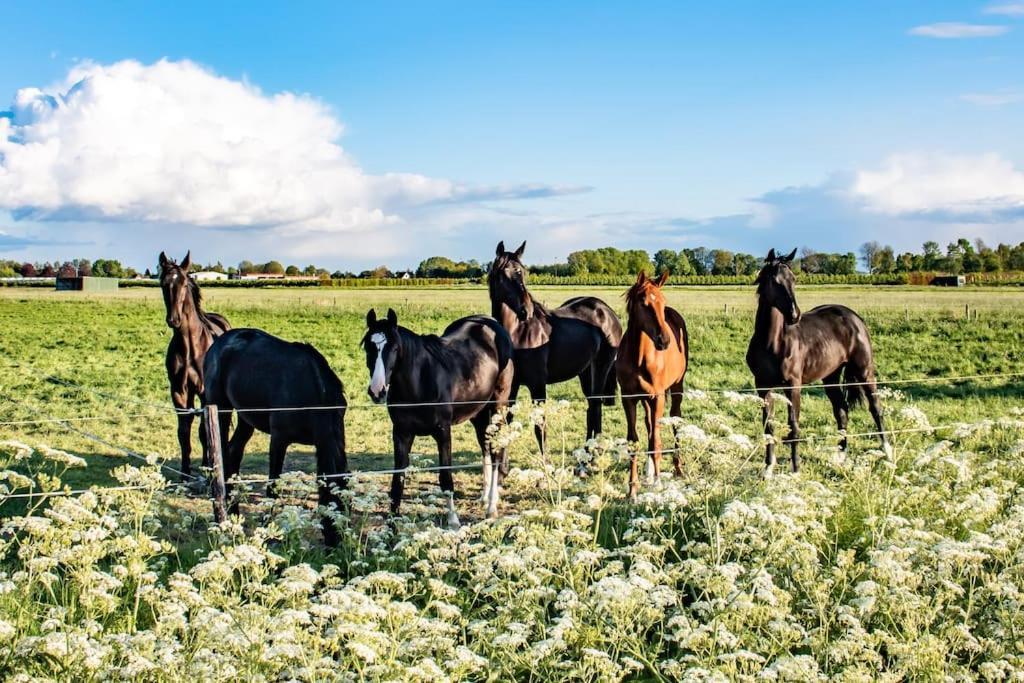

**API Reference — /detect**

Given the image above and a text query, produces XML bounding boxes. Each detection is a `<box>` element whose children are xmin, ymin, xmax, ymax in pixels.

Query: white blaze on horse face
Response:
<box><xmin>369</xmin><ymin>333</ymin><xmax>388</xmax><ymax>397</ymax></box>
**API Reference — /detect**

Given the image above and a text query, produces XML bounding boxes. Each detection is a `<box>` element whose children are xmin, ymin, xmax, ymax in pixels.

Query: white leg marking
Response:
<box><xmin>486</xmin><ymin>461</ymin><xmax>500</xmax><ymax>518</ymax></box>
<box><xmin>645</xmin><ymin>456</ymin><xmax>655</xmax><ymax>485</ymax></box>
<box><xmin>446</xmin><ymin>491</ymin><xmax>461</xmax><ymax>530</ymax></box>
<box><xmin>481</xmin><ymin>453</ymin><xmax>493</xmax><ymax>504</ymax></box>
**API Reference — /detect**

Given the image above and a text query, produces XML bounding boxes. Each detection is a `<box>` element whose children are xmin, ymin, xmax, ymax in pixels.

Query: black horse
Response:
<box><xmin>746</xmin><ymin>248</ymin><xmax>887</xmax><ymax>476</ymax></box>
<box><xmin>159</xmin><ymin>251</ymin><xmax>230</xmax><ymax>478</ymax></box>
<box><xmin>488</xmin><ymin>241</ymin><xmax>622</xmax><ymax>450</ymax></box>
<box><xmin>362</xmin><ymin>308</ymin><xmax>514</xmax><ymax>526</ymax></box>
<box><xmin>204</xmin><ymin>328</ymin><xmax>347</xmax><ymax>545</ymax></box>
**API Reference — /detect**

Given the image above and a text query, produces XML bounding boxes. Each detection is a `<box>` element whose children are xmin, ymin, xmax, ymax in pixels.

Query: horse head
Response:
<box><xmin>755</xmin><ymin>248</ymin><xmax>801</xmax><ymax>324</ymax></box>
<box><xmin>363</xmin><ymin>308</ymin><xmax>400</xmax><ymax>404</ymax></box>
<box><xmin>488</xmin><ymin>240</ymin><xmax>531</xmax><ymax>321</ymax></box>
<box><xmin>626</xmin><ymin>270</ymin><xmax>671</xmax><ymax>350</ymax></box>
<box><xmin>159</xmin><ymin>251</ymin><xmax>195</xmax><ymax>329</ymax></box>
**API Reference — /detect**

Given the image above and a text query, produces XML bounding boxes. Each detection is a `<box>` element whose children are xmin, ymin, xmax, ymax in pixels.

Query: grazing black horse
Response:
<box><xmin>159</xmin><ymin>251</ymin><xmax>230</xmax><ymax>477</ymax></box>
<box><xmin>204</xmin><ymin>329</ymin><xmax>347</xmax><ymax>545</ymax></box>
<box><xmin>746</xmin><ymin>248</ymin><xmax>887</xmax><ymax>476</ymax></box>
<box><xmin>362</xmin><ymin>308</ymin><xmax>514</xmax><ymax>526</ymax></box>
<box><xmin>488</xmin><ymin>241</ymin><xmax>622</xmax><ymax>450</ymax></box>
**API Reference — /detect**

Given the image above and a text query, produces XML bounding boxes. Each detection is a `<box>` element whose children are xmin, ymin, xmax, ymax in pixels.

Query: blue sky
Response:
<box><xmin>1</xmin><ymin>1</ymin><xmax>1023</xmax><ymax>270</ymax></box>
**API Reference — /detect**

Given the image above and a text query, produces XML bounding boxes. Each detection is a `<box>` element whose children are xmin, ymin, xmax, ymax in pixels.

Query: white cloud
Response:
<box><xmin>984</xmin><ymin>3</ymin><xmax>1024</xmax><ymax>16</ymax></box>
<box><xmin>959</xmin><ymin>90</ymin><xmax>1024</xmax><ymax>106</ymax></box>
<box><xmin>851</xmin><ymin>153</ymin><xmax>1024</xmax><ymax>218</ymax></box>
<box><xmin>908</xmin><ymin>22</ymin><xmax>1009</xmax><ymax>38</ymax></box>
<box><xmin>0</xmin><ymin>59</ymin><xmax>582</xmax><ymax>232</ymax></box>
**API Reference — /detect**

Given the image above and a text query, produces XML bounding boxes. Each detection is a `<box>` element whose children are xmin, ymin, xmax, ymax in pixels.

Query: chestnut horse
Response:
<box><xmin>746</xmin><ymin>248</ymin><xmax>887</xmax><ymax>477</ymax></box>
<box><xmin>159</xmin><ymin>251</ymin><xmax>230</xmax><ymax>477</ymax></box>
<box><xmin>616</xmin><ymin>271</ymin><xmax>689</xmax><ymax>498</ymax></box>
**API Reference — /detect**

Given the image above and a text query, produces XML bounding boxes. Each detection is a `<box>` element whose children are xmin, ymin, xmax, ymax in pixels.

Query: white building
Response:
<box><xmin>191</xmin><ymin>271</ymin><xmax>228</xmax><ymax>281</ymax></box>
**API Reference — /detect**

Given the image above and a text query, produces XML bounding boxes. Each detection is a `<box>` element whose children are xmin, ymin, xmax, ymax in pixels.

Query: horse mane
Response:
<box><xmin>624</xmin><ymin>279</ymin><xmax>656</xmax><ymax>311</ymax></box>
<box><xmin>400</xmin><ymin>328</ymin><xmax>454</xmax><ymax>371</ymax></box>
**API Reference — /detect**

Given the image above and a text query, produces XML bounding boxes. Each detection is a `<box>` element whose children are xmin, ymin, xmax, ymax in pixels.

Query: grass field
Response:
<box><xmin>1</xmin><ymin>284</ymin><xmax>1020</xmax><ymax>491</ymax></box>
<box><xmin>1</xmin><ymin>284</ymin><xmax>1023</xmax><ymax>680</ymax></box>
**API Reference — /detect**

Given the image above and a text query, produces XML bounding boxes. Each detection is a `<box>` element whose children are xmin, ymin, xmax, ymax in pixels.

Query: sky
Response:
<box><xmin>1</xmin><ymin>1</ymin><xmax>1023</xmax><ymax>272</ymax></box>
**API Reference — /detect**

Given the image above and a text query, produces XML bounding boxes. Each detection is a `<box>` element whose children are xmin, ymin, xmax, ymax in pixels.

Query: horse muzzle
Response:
<box><xmin>653</xmin><ymin>334</ymin><xmax>669</xmax><ymax>351</ymax></box>
<box><xmin>367</xmin><ymin>385</ymin><xmax>389</xmax><ymax>404</ymax></box>
<box><xmin>166</xmin><ymin>315</ymin><xmax>181</xmax><ymax>328</ymax></box>
<box><xmin>788</xmin><ymin>306</ymin><xmax>802</xmax><ymax>324</ymax></box>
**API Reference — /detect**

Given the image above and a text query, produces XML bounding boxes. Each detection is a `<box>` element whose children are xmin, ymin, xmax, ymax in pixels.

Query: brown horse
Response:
<box><xmin>616</xmin><ymin>271</ymin><xmax>689</xmax><ymax>498</ymax></box>
<box><xmin>746</xmin><ymin>248</ymin><xmax>887</xmax><ymax>477</ymax></box>
<box><xmin>159</xmin><ymin>251</ymin><xmax>230</xmax><ymax>477</ymax></box>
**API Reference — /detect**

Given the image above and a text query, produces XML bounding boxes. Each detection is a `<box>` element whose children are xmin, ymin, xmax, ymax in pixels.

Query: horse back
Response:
<box><xmin>554</xmin><ymin>296</ymin><xmax>623</xmax><ymax>347</ymax></box>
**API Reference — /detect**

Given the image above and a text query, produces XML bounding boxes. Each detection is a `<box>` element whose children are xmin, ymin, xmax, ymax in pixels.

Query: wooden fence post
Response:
<box><xmin>204</xmin><ymin>404</ymin><xmax>228</xmax><ymax>524</ymax></box>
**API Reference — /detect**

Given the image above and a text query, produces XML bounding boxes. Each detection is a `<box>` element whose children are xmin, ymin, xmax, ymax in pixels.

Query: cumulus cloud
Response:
<box><xmin>851</xmin><ymin>153</ymin><xmax>1024</xmax><ymax>220</ymax></box>
<box><xmin>908</xmin><ymin>22</ymin><xmax>1009</xmax><ymax>38</ymax></box>
<box><xmin>0</xmin><ymin>59</ymin><xmax>584</xmax><ymax>231</ymax></box>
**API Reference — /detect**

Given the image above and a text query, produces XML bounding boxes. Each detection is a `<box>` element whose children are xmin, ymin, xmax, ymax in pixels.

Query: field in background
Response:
<box><xmin>1</xmin><ymin>284</ymin><xmax>1021</xmax><ymax>498</ymax></box>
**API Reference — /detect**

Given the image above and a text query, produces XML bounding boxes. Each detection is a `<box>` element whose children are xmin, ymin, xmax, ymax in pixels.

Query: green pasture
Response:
<box><xmin>1</xmin><ymin>284</ymin><xmax>1021</xmax><ymax>516</ymax></box>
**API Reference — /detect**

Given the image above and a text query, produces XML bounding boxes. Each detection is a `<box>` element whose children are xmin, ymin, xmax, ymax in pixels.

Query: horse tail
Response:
<box><xmin>601</xmin><ymin>348</ymin><xmax>618</xmax><ymax>406</ymax></box>
<box><xmin>843</xmin><ymin>365</ymin><xmax>865</xmax><ymax>408</ymax></box>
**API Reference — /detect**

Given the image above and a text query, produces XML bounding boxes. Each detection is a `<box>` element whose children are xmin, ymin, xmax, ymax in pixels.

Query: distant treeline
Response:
<box><xmin>3</xmin><ymin>237</ymin><xmax>1023</xmax><ymax>282</ymax></box>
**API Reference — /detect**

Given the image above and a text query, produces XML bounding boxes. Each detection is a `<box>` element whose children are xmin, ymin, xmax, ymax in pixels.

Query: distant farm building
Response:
<box><xmin>931</xmin><ymin>275</ymin><xmax>966</xmax><ymax>287</ymax></box>
<box><xmin>231</xmin><ymin>272</ymin><xmax>285</xmax><ymax>281</ymax></box>
<box><xmin>56</xmin><ymin>276</ymin><xmax>120</xmax><ymax>292</ymax></box>
<box><xmin>192</xmin><ymin>271</ymin><xmax>228</xmax><ymax>281</ymax></box>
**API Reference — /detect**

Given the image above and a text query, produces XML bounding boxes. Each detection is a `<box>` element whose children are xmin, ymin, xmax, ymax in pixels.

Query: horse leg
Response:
<box><xmin>823</xmin><ymin>369</ymin><xmax>849</xmax><ymax>451</ymax></box>
<box><xmin>173</xmin><ymin>388</ymin><xmax>193</xmax><ymax>478</ymax></box>
<box><xmin>643</xmin><ymin>395</ymin><xmax>664</xmax><ymax>484</ymax></box>
<box><xmin>623</xmin><ymin>396</ymin><xmax>640</xmax><ymax>499</ymax></box>
<box><xmin>529</xmin><ymin>382</ymin><xmax>547</xmax><ymax>456</ymax></box>
<box><xmin>786</xmin><ymin>386</ymin><xmax>801</xmax><ymax>473</ymax></box>
<box><xmin>579</xmin><ymin>369</ymin><xmax>601</xmax><ymax>441</ymax></box>
<box><xmin>862</xmin><ymin>379</ymin><xmax>889</xmax><ymax>452</ymax></box>
<box><xmin>433</xmin><ymin>424</ymin><xmax>461</xmax><ymax>528</ymax></box>
<box><xmin>471</xmin><ymin>412</ymin><xmax>493</xmax><ymax>505</ymax></box>
<box><xmin>266</xmin><ymin>433</ymin><xmax>288</xmax><ymax>499</ymax></box>
<box><xmin>668</xmin><ymin>379</ymin><xmax>684</xmax><ymax>476</ymax></box>
<box><xmin>314</xmin><ymin>419</ymin><xmax>347</xmax><ymax>547</ymax></box>
<box><xmin>759</xmin><ymin>389</ymin><xmax>776</xmax><ymax>478</ymax></box>
<box><xmin>389</xmin><ymin>428</ymin><xmax>414</xmax><ymax>516</ymax></box>
<box><xmin>224</xmin><ymin>416</ymin><xmax>254</xmax><ymax>515</ymax></box>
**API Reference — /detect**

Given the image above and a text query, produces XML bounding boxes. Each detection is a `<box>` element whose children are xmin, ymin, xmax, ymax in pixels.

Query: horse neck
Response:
<box><xmin>176</xmin><ymin>294</ymin><xmax>215</xmax><ymax>354</ymax></box>
<box><xmin>752</xmin><ymin>298</ymin><xmax>786</xmax><ymax>353</ymax></box>
<box><xmin>389</xmin><ymin>328</ymin><xmax>433</xmax><ymax>397</ymax></box>
<box><xmin>490</xmin><ymin>288</ymin><xmax>543</xmax><ymax>330</ymax></box>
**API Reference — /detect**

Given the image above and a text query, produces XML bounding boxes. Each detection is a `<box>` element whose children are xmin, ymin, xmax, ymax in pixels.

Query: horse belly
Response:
<box><xmin>545</xmin><ymin>333</ymin><xmax>600</xmax><ymax>382</ymax></box>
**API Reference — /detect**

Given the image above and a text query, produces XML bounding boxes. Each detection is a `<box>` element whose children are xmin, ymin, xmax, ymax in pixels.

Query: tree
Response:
<box><xmin>285</xmin><ymin>265</ymin><xmax>300</xmax><ymax>276</ymax></box>
<box><xmin>58</xmin><ymin>261</ymin><xmax>78</xmax><ymax>278</ymax></box>
<box><xmin>710</xmin><ymin>249</ymin><xmax>735</xmax><ymax>275</ymax></box>
<box><xmin>238</xmin><ymin>260</ymin><xmax>256</xmax><ymax>274</ymax></box>
<box><xmin>303</xmin><ymin>264</ymin><xmax>317</xmax><ymax>276</ymax></box>
<box><xmin>40</xmin><ymin>263</ymin><xmax>56</xmax><ymax>277</ymax></box>
<box><xmin>922</xmin><ymin>241</ymin><xmax>941</xmax><ymax>270</ymax></box>
<box><xmin>19</xmin><ymin>263</ymin><xmax>37</xmax><ymax>277</ymax></box>
<box><xmin>262</xmin><ymin>261</ymin><xmax>285</xmax><ymax>275</ymax></box>
<box><xmin>860</xmin><ymin>242</ymin><xmax>881</xmax><ymax>273</ymax></box>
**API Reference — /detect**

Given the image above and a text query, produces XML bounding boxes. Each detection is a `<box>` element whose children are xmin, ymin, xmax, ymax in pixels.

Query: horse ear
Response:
<box><xmin>158</xmin><ymin>251</ymin><xmax>168</xmax><ymax>268</ymax></box>
<box><xmin>783</xmin><ymin>247</ymin><xmax>798</xmax><ymax>263</ymax></box>
<box><xmin>765</xmin><ymin>248</ymin><xmax>777</xmax><ymax>263</ymax></box>
<box><xmin>513</xmin><ymin>241</ymin><xmax>526</xmax><ymax>259</ymax></box>
<box><xmin>655</xmin><ymin>270</ymin><xmax>669</xmax><ymax>287</ymax></box>
<box><xmin>366</xmin><ymin>309</ymin><xmax>377</xmax><ymax>327</ymax></box>
<box><xmin>180</xmin><ymin>251</ymin><xmax>192</xmax><ymax>271</ymax></box>
<box><xmin>386</xmin><ymin>308</ymin><xmax>398</xmax><ymax>327</ymax></box>
<box><xmin>496</xmin><ymin>241</ymin><xmax>505</xmax><ymax>257</ymax></box>
<box><xmin>635</xmin><ymin>270</ymin><xmax>647</xmax><ymax>285</ymax></box>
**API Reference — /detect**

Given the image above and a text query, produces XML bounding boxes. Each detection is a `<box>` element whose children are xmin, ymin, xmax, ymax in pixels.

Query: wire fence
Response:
<box><xmin>2</xmin><ymin>359</ymin><xmax>1022</xmax><ymax>511</ymax></box>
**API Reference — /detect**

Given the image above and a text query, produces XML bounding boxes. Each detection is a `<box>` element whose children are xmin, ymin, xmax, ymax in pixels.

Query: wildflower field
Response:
<box><xmin>1</xmin><ymin>285</ymin><xmax>1022</xmax><ymax>681</ymax></box>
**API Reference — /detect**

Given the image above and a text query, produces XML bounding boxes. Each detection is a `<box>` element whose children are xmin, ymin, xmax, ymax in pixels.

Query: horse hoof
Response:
<box><xmin>762</xmin><ymin>464</ymin><xmax>774</xmax><ymax>480</ymax></box>
<box><xmin>447</xmin><ymin>513</ymin><xmax>461</xmax><ymax>530</ymax></box>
